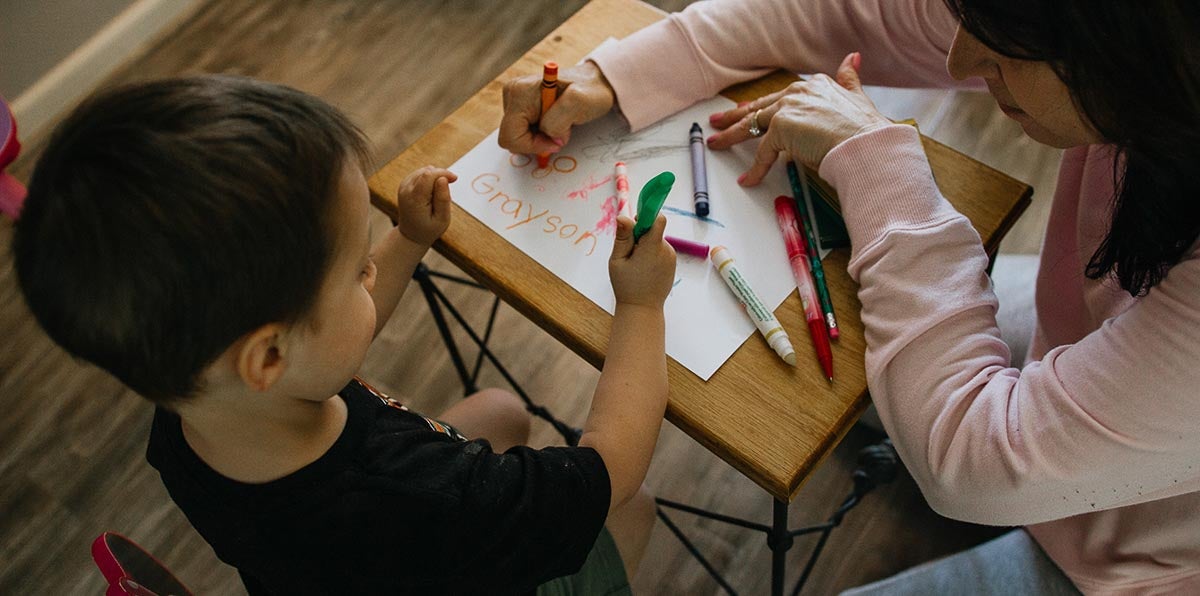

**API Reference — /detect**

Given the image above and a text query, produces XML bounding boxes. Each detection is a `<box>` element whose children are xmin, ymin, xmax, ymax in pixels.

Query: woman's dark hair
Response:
<box><xmin>13</xmin><ymin>75</ymin><xmax>370</xmax><ymax>403</ymax></box>
<box><xmin>944</xmin><ymin>0</ymin><xmax>1200</xmax><ymax>296</ymax></box>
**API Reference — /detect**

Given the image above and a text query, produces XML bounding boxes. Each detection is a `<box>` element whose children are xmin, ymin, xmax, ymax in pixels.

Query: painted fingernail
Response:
<box><xmin>706</xmin><ymin>135</ymin><xmax>718</xmax><ymax>145</ymax></box>
<box><xmin>552</xmin><ymin>137</ymin><xmax>566</xmax><ymax>147</ymax></box>
<box><xmin>737</xmin><ymin>173</ymin><xmax>747</xmax><ymax>184</ymax></box>
<box><xmin>851</xmin><ymin>52</ymin><xmax>862</xmax><ymax>70</ymax></box>
<box><xmin>737</xmin><ymin>101</ymin><xmax>750</xmax><ymax>108</ymax></box>
<box><xmin>709</xmin><ymin>113</ymin><xmax>722</xmax><ymax>125</ymax></box>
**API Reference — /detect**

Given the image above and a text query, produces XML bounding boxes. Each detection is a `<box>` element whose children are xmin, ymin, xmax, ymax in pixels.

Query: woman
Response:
<box><xmin>499</xmin><ymin>0</ymin><xmax>1200</xmax><ymax>593</ymax></box>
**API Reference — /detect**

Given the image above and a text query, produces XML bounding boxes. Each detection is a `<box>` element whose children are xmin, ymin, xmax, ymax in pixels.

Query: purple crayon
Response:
<box><xmin>688</xmin><ymin>122</ymin><xmax>710</xmax><ymax>217</ymax></box>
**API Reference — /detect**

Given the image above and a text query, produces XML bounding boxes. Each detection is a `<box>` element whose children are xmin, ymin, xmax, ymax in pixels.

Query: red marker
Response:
<box><xmin>537</xmin><ymin>62</ymin><xmax>559</xmax><ymax>169</ymax></box>
<box><xmin>774</xmin><ymin>196</ymin><xmax>834</xmax><ymax>382</ymax></box>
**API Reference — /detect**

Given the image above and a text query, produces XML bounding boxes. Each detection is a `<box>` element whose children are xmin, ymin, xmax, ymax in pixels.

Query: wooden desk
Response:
<box><xmin>368</xmin><ymin>0</ymin><xmax>1030</xmax><ymax>502</ymax></box>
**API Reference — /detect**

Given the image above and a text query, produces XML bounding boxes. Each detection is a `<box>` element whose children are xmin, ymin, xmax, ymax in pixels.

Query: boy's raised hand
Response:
<box><xmin>609</xmin><ymin>214</ymin><xmax>676</xmax><ymax>308</ymax></box>
<box><xmin>395</xmin><ymin>166</ymin><xmax>456</xmax><ymax>246</ymax></box>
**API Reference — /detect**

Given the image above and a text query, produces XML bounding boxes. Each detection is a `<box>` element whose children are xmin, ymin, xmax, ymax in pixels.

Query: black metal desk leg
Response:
<box><xmin>410</xmin><ymin>263</ymin><xmax>582</xmax><ymax>445</ymax></box>
<box><xmin>770</xmin><ymin>498</ymin><xmax>794</xmax><ymax>596</ymax></box>
<box><xmin>413</xmin><ymin>264</ymin><xmax>478</xmax><ymax>395</ymax></box>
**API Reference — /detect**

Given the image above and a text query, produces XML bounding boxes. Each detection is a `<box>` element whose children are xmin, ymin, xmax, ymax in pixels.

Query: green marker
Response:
<box><xmin>633</xmin><ymin>171</ymin><xmax>675</xmax><ymax>240</ymax></box>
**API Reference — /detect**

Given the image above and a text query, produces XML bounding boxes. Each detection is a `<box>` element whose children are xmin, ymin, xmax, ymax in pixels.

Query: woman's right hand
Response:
<box><xmin>498</xmin><ymin>61</ymin><xmax>616</xmax><ymax>156</ymax></box>
<box><xmin>706</xmin><ymin>53</ymin><xmax>890</xmax><ymax>185</ymax></box>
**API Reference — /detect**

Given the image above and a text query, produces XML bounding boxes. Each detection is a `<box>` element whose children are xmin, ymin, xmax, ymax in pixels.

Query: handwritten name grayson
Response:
<box><xmin>470</xmin><ymin>173</ymin><xmax>599</xmax><ymax>256</ymax></box>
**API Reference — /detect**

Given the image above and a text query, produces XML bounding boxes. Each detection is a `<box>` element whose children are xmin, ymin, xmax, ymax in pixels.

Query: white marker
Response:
<box><xmin>614</xmin><ymin>161</ymin><xmax>632</xmax><ymax>218</ymax></box>
<box><xmin>710</xmin><ymin>245</ymin><xmax>796</xmax><ymax>366</ymax></box>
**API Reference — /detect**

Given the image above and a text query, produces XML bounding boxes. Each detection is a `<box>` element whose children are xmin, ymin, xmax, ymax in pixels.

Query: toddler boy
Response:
<box><xmin>14</xmin><ymin>75</ymin><xmax>676</xmax><ymax>594</ymax></box>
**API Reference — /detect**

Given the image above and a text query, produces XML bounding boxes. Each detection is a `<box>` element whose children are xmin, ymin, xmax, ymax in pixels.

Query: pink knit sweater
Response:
<box><xmin>591</xmin><ymin>1</ymin><xmax>1200</xmax><ymax>593</ymax></box>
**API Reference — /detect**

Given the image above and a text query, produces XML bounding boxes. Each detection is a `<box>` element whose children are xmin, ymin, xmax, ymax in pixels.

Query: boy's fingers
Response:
<box><xmin>432</xmin><ymin>177</ymin><xmax>452</xmax><ymax>219</ymax></box>
<box><xmin>611</xmin><ymin>215</ymin><xmax>634</xmax><ymax>259</ymax></box>
<box><xmin>640</xmin><ymin>214</ymin><xmax>669</xmax><ymax>246</ymax></box>
<box><xmin>410</xmin><ymin>171</ymin><xmax>435</xmax><ymax>205</ymax></box>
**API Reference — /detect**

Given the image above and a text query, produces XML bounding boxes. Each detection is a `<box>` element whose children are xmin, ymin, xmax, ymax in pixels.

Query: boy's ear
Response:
<box><xmin>235</xmin><ymin>324</ymin><xmax>289</xmax><ymax>392</ymax></box>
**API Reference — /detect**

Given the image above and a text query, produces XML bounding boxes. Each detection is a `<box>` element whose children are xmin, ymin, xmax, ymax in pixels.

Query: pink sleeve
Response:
<box><xmin>589</xmin><ymin>0</ymin><xmax>970</xmax><ymax>131</ymax></box>
<box><xmin>819</xmin><ymin>126</ymin><xmax>1200</xmax><ymax>525</ymax></box>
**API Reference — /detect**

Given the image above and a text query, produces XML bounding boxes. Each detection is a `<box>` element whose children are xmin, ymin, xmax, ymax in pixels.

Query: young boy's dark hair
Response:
<box><xmin>14</xmin><ymin>75</ymin><xmax>370</xmax><ymax>403</ymax></box>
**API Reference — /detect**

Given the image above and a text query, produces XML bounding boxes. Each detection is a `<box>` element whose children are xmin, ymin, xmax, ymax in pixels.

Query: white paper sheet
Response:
<box><xmin>449</xmin><ymin>96</ymin><xmax>798</xmax><ymax>380</ymax></box>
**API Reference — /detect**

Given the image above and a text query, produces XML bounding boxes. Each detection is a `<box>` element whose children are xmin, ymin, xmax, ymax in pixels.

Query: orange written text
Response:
<box><xmin>470</xmin><ymin>173</ymin><xmax>599</xmax><ymax>257</ymax></box>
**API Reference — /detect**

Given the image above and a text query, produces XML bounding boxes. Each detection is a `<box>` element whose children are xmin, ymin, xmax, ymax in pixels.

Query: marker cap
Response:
<box><xmin>773</xmin><ymin>338</ymin><xmax>797</xmax><ymax>366</ymax></box>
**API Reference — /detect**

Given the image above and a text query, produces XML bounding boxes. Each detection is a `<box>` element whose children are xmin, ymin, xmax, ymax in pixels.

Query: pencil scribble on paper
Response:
<box><xmin>578</xmin><ymin>121</ymin><xmax>686</xmax><ymax>162</ymax></box>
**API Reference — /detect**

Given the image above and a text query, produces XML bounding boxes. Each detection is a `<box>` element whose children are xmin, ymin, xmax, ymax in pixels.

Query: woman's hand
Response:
<box><xmin>707</xmin><ymin>53</ymin><xmax>891</xmax><ymax>186</ymax></box>
<box><xmin>498</xmin><ymin>61</ymin><xmax>616</xmax><ymax>156</ymax></box>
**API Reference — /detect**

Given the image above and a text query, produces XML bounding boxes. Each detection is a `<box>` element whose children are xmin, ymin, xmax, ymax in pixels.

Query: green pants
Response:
<box><xmin>537</xmin><ymin>527</ymin><xmax>632</xmax><ymax>596</ymax></box>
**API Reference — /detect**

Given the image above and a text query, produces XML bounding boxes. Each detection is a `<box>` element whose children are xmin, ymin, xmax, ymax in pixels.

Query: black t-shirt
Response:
<box><xmin>146</xmin><ymin>378</ymin><xmax>611</xmax><ymax>595</ymax></box>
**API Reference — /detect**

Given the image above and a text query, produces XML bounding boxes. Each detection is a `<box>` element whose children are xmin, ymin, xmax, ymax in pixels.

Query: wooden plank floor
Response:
<box><xmin>0</xmin><ymin>1</ymin><xmax>1061</xmax><ymax>593</ymax></box>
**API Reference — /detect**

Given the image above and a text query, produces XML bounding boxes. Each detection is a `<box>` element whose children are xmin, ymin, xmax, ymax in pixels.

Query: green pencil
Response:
<box><xmin>786</xmin><ymin>161</ymin><xmax>840</xmax><ymax>340</ymax></box>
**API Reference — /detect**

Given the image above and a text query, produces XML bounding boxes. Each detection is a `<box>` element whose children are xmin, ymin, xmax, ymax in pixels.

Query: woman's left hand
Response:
<box><xmin>707</xmin><ymin>52</ymin><xmax>892</xmax><ymax>186</ymax></box>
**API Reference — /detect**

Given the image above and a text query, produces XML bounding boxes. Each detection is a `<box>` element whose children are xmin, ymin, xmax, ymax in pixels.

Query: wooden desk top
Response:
<box><xmin>368</xmin><ymin>0</ymin><xmax>1031</xmax><ymax>501</ymax></box>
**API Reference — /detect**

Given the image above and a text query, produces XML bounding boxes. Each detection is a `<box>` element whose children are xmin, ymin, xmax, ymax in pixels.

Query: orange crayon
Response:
<box><xmin>537</xmin><ymin>61</ymin><xmax>559</xmax><ymax>169</ymax></box>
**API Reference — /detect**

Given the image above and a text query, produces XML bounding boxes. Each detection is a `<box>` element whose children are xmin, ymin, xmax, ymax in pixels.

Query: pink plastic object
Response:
<box><xmin>91</xmin><ymin>533</ymin><xmax>194</xmax><ymax>596</ymax></box>
<box><xmin>0</xmin><ymin>97</ymin><xmax>27</xmax><ymax>220</ymax></box>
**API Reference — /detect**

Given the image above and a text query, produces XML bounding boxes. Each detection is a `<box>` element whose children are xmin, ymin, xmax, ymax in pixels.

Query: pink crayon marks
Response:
<box><xmin>593</xmin><ymin>194</ymin><xmax>621</xmax><ymax>234</ymax></box>
<box><xmin>566</xmin><ymin>174</ymin><xmax>612</xmax><ymax>201</ymax></box>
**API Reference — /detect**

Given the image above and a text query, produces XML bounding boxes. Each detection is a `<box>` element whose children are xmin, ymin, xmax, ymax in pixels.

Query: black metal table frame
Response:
<box><xmin>412</xmin><ymin>263</ymin><xmax>897</xmax><ymax>596</ymax></box>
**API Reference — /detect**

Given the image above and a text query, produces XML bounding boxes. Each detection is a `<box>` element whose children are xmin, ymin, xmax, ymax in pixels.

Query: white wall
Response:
<box><xmin>0</xmin><ymin>0</ymin><xmax>138</xmax><ymax>99</ymax></box>
<box><xmin>0</xmin><ymin>0</ymin><xmax>200</xmax><ymax>140</ymax></box>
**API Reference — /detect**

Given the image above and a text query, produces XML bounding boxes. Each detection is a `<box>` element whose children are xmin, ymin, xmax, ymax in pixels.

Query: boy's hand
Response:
<box><xmin>609</xmin><ymin>214</ymin><xmax>676</xmax><ymax>308</ymax></box>
<box><xmin>395</xmin><ymin>166</ymin><xmax>456</xmax><ymax>246</ymax></box>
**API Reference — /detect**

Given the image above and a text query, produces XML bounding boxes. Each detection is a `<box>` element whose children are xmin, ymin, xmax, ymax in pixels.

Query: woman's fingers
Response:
<box><xmin>737</xmin><ymin>129</ymin><xmax>783</xmax><ymax>187</ymax></box>
<box><xmin>706</xmin><ymin>100</ymin><xmax>784</xmax><ymax>150</ymax></box>
<box><xmin>707</xmin><ymin>84</ymin><xmax>794</xmax><ymax>131</ymax></box>
<box><xmin>498</xmin><ymin>62</ymin><xmax>615</xmax><ymax>157</ymax></box>
<box><xmin>498</xmin><ymin>76</ymin><xmax>556</xmax><ymax>155</ymax></box>
<box><xmin>835</xmin><ymin>52</ymin><xmax>862</xmax><ymax>91</ymax></box>
<box><xmin>535</xmin><ymin>85</ymin><xmax>599</xmax><ymax>150</ymax></box>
